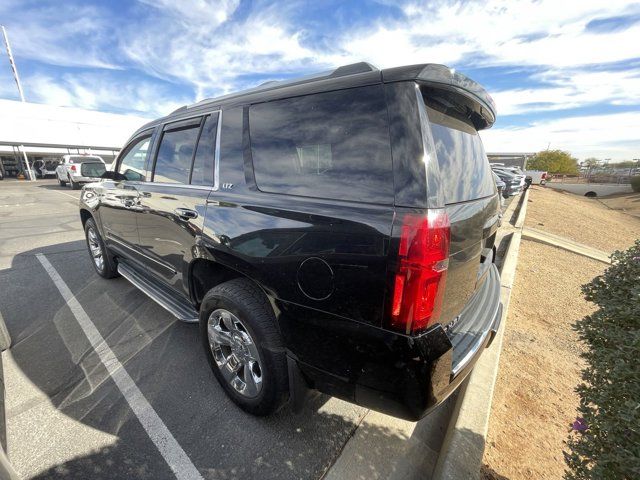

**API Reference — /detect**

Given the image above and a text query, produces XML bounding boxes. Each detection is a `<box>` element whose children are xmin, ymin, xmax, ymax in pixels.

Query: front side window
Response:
<box><xmin>153</xmin><ymin>119</ymin><xmax>201</xmax><ymax>184</ymax></box>
<box><xmin>249</xmin><ymin>85</ymin><xmax>393</xmax><ymax>203</ymax></box>
<box><xmin>118</xmin><ymin>135</ymin><xmax>151</xmax><ymax>181</ymax></box>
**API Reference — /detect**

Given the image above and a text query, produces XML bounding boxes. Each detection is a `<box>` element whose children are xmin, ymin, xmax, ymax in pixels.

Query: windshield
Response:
<box><xmin>81</xmin><ymin>162</ymin><xmax>107</xmax><ymax>177</ymax></box>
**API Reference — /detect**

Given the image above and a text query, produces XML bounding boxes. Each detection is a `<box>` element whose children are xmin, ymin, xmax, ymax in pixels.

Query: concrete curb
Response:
<box><xmin>432</xmin><ymin>189</ymin><xmax>529</xmax><ymax>480</ymax></box>
<box><xmin>521</xmin><ymin>227</ymin><xmax>611</xmax><ymax>264</ymax></box>
<box><xmin>503</xmin><ymin>194</ymin><xmax>521</xmax><ymax>226</ymax></box>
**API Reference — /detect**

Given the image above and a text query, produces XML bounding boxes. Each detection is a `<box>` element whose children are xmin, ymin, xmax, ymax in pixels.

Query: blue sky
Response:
<box><xmin>1</xmin><ymin>0</ymin><xmax>639</xmax><ymax>160</ymax></box>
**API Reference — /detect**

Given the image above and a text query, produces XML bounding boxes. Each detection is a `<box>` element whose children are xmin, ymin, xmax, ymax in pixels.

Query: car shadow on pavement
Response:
<box><xmin>1</xmin><ymin>241</ymin><xmax>390</xmax><ymax>480</ymax></box>
<box><xmin>35</xmin><ymin>183</ymin><xmax>72</xmax><ymax>191</ymax></box>
<box><xmin>28</xmin><ymin>407</ymin><xmax>414</xmax><ymax>480</ymax></box>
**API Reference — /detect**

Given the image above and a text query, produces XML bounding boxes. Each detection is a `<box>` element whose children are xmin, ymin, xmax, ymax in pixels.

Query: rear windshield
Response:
<box><xmin>69</xmin><ymin>156</ymin><xmax>102</xmax><ymax>163</ymax></box>
<box><xmin>423</xmin><ymin>94</ymin><xmax>495</xmax><ymax>204</ymax></box>
<box><xmin>249</xmin><ymin>85</ymin><xmax>393</xmax><ymax>204</ymax></box>
<box><xmin>81</xmin><ymin>162</ymin><xmax>106</xmax><ymax>177</ymax></box>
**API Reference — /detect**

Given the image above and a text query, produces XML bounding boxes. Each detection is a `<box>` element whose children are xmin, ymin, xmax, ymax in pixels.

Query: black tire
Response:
<box><xmin>200</xmin><ymin>278</ymin><xmax>288</xmax><ymax>416</ymax></box>
<box><xmin>84</xmin><ymin>218</ymin><xmax>119</xmax><ymax>278</ymax></box>
<box><xmin>58</xmin><ymin>174</ymin><xmax>66</xmax><ymax>186</ymax></box>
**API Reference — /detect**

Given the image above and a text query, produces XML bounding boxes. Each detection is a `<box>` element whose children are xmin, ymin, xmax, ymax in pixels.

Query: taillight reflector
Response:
<box><xmin>70</xmin><ymin>165</ymin><xmax>77</xmax><ymax>172</ymax></box>
<box><xmin>390</xmin><ymin>210</ymin><xmax>451</xmax><ymax>334</ymax></box>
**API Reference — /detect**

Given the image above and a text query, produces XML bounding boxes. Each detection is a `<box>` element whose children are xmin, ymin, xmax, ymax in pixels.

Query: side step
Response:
<box><xmin>117</xmin><ymin>261</ymin><xmax>199</xmax><ymax>323</ymax></box>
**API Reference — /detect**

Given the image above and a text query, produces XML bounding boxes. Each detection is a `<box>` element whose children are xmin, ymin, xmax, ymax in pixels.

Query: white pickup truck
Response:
<box><xmin>525</xmin><ymin>170</ymin><xmax>548</xmax><ymax>185</ymax></box>
<box><xmin>55</xmin><ymin>155</ymin><xmax>106</xmax><ymax>189</ymax></box>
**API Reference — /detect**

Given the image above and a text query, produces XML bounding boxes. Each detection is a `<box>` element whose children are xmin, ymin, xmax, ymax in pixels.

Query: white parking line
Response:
<box><xmin>53</xmin><ymin>190</ymin><xmax>80</xmax><ymax>200</ymax></box>
<box><xmin>36</xmin><ymin>253</ymin><xmax>203</xmax><ymax>480</ymax></box>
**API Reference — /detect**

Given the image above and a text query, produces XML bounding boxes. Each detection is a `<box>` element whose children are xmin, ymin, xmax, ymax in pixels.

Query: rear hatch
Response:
<box><xmin>420</xmin><ymin>88</ymin><xmax>500</xmax><ymax>330</ymax></box>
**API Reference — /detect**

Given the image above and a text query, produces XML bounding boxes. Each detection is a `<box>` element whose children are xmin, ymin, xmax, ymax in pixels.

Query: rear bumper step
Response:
<box><xmin>117</xmin><ymin>261</ymin><xmax>199</xmax><ymax>323</ymax></box>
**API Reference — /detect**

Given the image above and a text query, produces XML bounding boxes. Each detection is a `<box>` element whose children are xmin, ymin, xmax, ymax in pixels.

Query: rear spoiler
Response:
<box><xmin>382</xmin><ymin>64</ymin><xmax>496</xmax><ymax>130</ymax></box>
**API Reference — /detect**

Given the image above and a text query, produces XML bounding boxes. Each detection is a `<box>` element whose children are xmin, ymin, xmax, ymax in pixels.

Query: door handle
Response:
<box><xmin>175</xmin><ymin>208</ymin><xmax>199</xmax><ymax>220</ymax></box>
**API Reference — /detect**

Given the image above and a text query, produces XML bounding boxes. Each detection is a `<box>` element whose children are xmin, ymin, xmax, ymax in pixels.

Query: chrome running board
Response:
<box><xmin>117</xmin><ymin>261</ymin><xmax>199</xmax><ymax>323</ymax></box>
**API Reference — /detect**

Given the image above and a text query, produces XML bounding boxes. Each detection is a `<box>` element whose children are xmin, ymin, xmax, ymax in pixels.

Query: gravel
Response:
<box><xmin>525</xmin><ymin>186</ymin><xmax>640</xmax><ymax>253</ymax></box>
<box><xmin>482</xmin><ymin>186</ymin><xmax>640</xmax><ymax>480</ymax></box>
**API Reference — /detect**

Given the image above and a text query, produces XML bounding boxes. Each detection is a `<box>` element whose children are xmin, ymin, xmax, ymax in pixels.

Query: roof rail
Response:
<box><xmin>170</xmin><ymin>105</ymin><xmax>187</xmax><ymax>115</ymax></box>
<box><xmin>330</xmin><ymin>62</ymin><xmax>377</xmax><ymax>77</ymax></box>
<box><xmin>188</xmin><ymin>62</ymin><xmax>379</xmax><ymax>110</ymax></box>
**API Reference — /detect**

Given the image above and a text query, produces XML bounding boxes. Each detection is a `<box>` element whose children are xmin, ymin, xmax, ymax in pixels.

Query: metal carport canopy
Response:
<box><xmin>0</xmin><ymin>98</ymin><xmax>151</xmax><ymax>152</ymax></box>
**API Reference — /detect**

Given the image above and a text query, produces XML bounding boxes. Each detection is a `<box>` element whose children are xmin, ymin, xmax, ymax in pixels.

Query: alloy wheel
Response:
<box><xmin>207</xmin><ymin>308</ymin><xmax>263</xmax><ymax>398</ymax></box>
<box><xmin>87</xmin><ymin>227</ymin><xmax>104</xmax><ymax>271</ymax></box>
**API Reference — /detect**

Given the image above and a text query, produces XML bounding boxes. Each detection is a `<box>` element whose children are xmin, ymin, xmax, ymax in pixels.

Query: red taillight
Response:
<box><xmin>390</xmin><ymin>210</ymin><xmax>451</xmax><ymax>335</ymax></box>
<box><xmin>541</xmin><ymin>172</ymin><xmax>547</xmax><ymax>179</ymax></box>
<box><xmin>70</xmin><ymin>165</ymin><xmax>77</xmax><ymax>172</ymax></box>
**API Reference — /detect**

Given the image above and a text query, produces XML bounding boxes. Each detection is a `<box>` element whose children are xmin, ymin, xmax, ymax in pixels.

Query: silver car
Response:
<box><xmin>55</xmin><ymin>155</ymin><xmax>106</xmax><ymax>189</ymax></box>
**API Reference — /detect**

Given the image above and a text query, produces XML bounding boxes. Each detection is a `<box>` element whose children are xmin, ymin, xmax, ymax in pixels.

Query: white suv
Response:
<box><xmin>55</xmin><ymin>155</ymin><xmax>106</xmax><ymax>189</ymax></box>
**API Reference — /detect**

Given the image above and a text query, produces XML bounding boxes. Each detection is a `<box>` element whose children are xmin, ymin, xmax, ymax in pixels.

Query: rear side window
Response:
<box><xmin>426</xmin><ymin>105</ymin><xmax>495</xmax><ymax>204</ymax></box>
<box><xmin>190</xmin><ymin>114</ymin><xmax>218</xmax><ymax>186</ymax></box>
<box><xmin>249</xmin><ymin>85</ymin><xmax>393</xmax><ymax>203</ymax></box>
<box><xmin>153</xmin><ymin>119</ymin><xmax>201</xmax><ymax>184</ymax></box>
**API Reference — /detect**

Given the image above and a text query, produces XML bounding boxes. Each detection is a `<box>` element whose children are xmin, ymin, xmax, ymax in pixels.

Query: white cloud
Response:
<box><xmin>481</xmin><ymin>111</ymin><xmax>640</xmax><ymax>160</ymax></box>
<box><xmin>492</xmin><ymin>68</ymin><xmax>640</xmax><ymax>115</ymax></box>
<box><xmin>23</xmin><ymin>74</ymin><xmax>189</xmax><ymax>117</ymax></box>
<box><xmin>0</xmin><ymin>2</ymin><xmax>120</xmax><ymax>69</ymax></box>
<box><xmin>338</xmin><ymin>0</ymin><xmax>640</xmax><ymax>69</ymax></box>
<box><xmin>118</xmin><ymin>2</ymin><xmax>329</xmax><ymax>100</ymax></box>
<box><xmin>139</xmin><ymin>0</ymin><xmax>240</xmax><ymax>26</ymax></box>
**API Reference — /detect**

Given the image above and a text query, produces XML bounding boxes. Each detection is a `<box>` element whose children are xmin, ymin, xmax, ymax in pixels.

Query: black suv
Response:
<box><xmin>79</xmin><ymin>62</ymin><xmax>502</xmax><ymax>421</ymax></box>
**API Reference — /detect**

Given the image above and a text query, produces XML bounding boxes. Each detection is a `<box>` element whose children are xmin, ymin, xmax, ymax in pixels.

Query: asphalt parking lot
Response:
<box><xmin>0</xmin><ymin>179</ymin><xmax>375</xmax><ymax>479</ymax></box>
<box><xmin>0</xmin><ymin>179</ymin><xmax>461</xmax><ymax>480</ymax></box>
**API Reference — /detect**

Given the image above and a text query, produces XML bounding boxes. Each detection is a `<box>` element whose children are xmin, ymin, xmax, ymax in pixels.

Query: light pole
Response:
<box><xmin>2</xmin><ymin>25</ymin><xmax>35</xmax><ymax>181</ymax></box>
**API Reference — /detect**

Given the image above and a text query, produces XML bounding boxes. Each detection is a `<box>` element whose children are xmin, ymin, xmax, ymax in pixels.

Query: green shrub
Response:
<box><xmin>565</xmin><ymin>240</ymin><xmax>640</xmax><ymax>479</ymax></box>
<box><xmin>631</xmin><ymin>176</ymin><xmax>640</xmax><ymax>192</ymax></box>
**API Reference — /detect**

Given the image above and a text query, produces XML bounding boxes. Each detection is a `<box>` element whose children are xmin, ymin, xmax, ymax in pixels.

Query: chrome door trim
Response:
<box><xmin>106</xmin><ymin>234</ymin><xmax>178</xmax><ymax>274</ymax></box>
<box><xmin>213</xmin><ymin>109</ymin><xmax>222</xmax><ymax>191</ymax></box>
<box><xmin>147</xmin><ymin>109</ymin><xmax>221</xmax><ymax>191</ymax></box>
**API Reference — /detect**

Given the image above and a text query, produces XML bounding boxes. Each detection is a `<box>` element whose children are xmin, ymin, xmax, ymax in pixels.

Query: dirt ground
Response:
<box><xmin>597</xmin><ymin>192</ymin><xmax>640</xmax><ymax>219</ymax></box>
<box><xmin>525</xmin><ymin>186</ymin><xmax>640</xmax><ymax>253</ymax></box>
<box><xmin>482</xmin><ymin>188</ymin><xmax>640</xmax><ymax>480</ymax></box>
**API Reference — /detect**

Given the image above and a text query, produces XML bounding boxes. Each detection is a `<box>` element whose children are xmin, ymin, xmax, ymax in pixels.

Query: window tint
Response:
<box><xmin>426</xmin><ymin>106</ymin><xmax>495</xmax><ymax>204</ymax></box>
<box><xmin>249</xmin><ymin>85</ymin><xmax>393</xmax><ymax>203</ymax></box>
<box><xmin>81</xmin><ymin>162</ymin><xmax>106</xmax><ymax>177</ymax></box>
<box><xmin>190</xmin><ymin>114</ymin><xmax>218</xmax><ymax>186</ymax></box>
<box><xmin>154</xmin><ymin>120</ymin><xmax>201</xmax><ymax>184</ymax></box>
<box><xmin>118</xmin><ymin>135</ymin><xmax>151</xmax><ymax>182</ymax></box>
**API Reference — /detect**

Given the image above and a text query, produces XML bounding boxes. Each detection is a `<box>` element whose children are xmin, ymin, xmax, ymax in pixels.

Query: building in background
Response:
<box><xmin>0</xmin><ymin>99</ymin><xmax>149</xmax><ymax>178</ymax></box>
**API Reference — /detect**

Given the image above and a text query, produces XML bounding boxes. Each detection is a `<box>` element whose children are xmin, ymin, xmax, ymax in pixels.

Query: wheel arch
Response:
<box><xmin>189</xmin><ymin>259</ymin><xmax>271</xmax><ymax>310</ymax></box>
<box><xmin>80</xmin><ymin>208</ymin><xmax>93</xmax><ymax>227</ymax></box>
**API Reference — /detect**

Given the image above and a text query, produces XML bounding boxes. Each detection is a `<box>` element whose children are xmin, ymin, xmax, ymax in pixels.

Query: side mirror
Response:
<box><xmin>101</xmin><ymin>170</ymin><xmax>126</xmax><ymax>181</ymax></box>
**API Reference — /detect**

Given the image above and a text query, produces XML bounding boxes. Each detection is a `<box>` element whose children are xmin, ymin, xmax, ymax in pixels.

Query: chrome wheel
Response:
<box><xmin>207</xmin><ymin>309</ymin><xmax>263</xmax><ymax>398</ymax></box>
<box><xmin>87</xmin><ymin>227</ymin><xmax>104</xmax><ymax>271</ymax></box>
